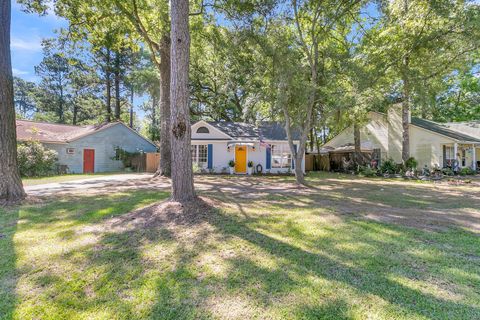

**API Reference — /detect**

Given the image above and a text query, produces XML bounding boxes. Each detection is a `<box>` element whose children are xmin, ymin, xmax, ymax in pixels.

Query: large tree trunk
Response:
<box><xmin>114</xmin><ymin>51</ymin><xmax>121</xmax><ymax>120</ymax></box>
<box><xmin>105</xmin><ymin>49</ymin><xmax>112</xmax><ymax>122</ymax></box>
<box><xmin>169</xmin><ymin>0</ymin><xmax>195</xmax><ymax>202</ymax></box>
<box><xmin>0</xmin><ymin>0</ymin><xmax>26</xmax><ymax>203</ymax></box>
<box><xmin>155</xmin><ymin>34</ymin><xmax>172</xmax><ymax>177</ymax></box>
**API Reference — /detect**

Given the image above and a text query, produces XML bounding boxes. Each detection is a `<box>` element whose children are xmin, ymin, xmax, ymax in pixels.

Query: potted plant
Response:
<box><xmin>247</xmin><ymin>161</ymin><xmax>254</xmax><ymax>175</ymax></box>
<box><xmin>228</xmin><ymin>160</ymin><xmax>235</xmax><ymax>174</ymax></box>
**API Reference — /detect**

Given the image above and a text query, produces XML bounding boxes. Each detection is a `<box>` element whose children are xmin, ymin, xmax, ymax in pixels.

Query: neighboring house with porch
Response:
<box><xmin>16</xmin><ymin>120</ymin><xmax>157</xmax><ymax>173</ymax></box>
<box><xmin>191</xmin><ymin>121</ymin><xmax>305</xmax><ymax>174</ymax></box>
<box><xmin>323</xmin><ymin>106</ymin><xmax>480</xmax><ymax>171</ymax></box>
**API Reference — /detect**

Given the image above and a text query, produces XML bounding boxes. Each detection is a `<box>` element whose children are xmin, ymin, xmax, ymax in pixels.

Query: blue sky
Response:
<box><xmin>11</xmin><ymin>1</ymin><xmax>67</xmax><ymax>82</ymax></box>
<box><xmin>11</xmin><ymin>2</ymin><xmax>150</xmax><ymax>120</ymax></box>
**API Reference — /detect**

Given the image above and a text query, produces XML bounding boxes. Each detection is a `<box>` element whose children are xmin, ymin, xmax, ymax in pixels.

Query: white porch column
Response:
<box><xmin>473</xmin><ymin>144</ymin><xmax>477</xmax><ymax>171</ymax></box>
<box><xmin>454</xmin><ymin>143</ymin><xmax>458</xmax><ymax>167</ymax></box>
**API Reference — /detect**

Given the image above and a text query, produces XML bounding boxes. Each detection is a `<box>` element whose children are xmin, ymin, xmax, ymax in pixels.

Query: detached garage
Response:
<box><xmin>16</xmin><ymin>120</ymin><xmax>158</xmax><ymax>173</ymax></box>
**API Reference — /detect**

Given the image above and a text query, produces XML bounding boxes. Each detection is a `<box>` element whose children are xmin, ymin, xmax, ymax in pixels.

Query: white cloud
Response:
<box><xmin>11</xmin><ymin>36</ymin><xmax>42</xmax><ymax>52</ymax></box>
<box><xmin>12</xmin><ymin>68</ymin><xmax>29</xmax><ymax>76</ymax></box>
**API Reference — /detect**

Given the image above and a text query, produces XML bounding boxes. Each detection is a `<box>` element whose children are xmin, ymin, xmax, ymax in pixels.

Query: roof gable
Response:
<box><xmin>191</xmin><ymin>120</ymin><xmax>233</xmax><ymax>140</ymax></box>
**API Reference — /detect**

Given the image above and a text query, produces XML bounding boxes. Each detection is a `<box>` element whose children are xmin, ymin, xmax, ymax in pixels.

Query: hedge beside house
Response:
<box><xmin>17</xmin><ymin>141</ymin><xmax>58</xmax><ymax>177</ymax></box>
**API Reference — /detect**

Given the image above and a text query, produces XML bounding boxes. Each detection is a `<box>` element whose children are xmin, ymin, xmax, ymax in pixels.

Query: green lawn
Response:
<box><xmin>22</xmin><ymin>172</ymin><xmax>132</xmax><ymax>186</ymax></box>
<box><xmin>1</xmin><ymin>174</ymin><xmax>479</xmax><ymax>319</ymax></box>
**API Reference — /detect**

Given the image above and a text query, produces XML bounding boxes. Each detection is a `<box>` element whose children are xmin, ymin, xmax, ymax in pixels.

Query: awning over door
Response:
<box><xmin>227</xmin><ymin>141</ymin><xmax>255</xmax><ymax>147</ymax></box>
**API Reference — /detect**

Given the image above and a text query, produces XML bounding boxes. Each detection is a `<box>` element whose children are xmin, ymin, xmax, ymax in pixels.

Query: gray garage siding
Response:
<box><xmin>44</xmin><ymin>123</ymin><xmax>157</xmax><ymax>173</ymax></box>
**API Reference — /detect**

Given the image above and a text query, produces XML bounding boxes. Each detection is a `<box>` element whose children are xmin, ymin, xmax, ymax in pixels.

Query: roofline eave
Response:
<box><xmin>409</xmin><ymin>123</ymin><xmax>480</xmax><ymax>144</ymax></box>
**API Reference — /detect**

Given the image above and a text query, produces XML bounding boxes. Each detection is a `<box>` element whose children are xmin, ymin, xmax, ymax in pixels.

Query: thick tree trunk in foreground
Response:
<box><xmin>0</xmin><ymin>0</ymin><xmax>26</xmax><ymax>203</ymax></box>
<box><xmin>169</xmin><ymin>0</ymin><xmax>195</xmax><ymax>201</ymax></box>
<box><xmin>155</xmin><ymin>34</ymin><xmax>172</xmax><ymax>177</ymax></box>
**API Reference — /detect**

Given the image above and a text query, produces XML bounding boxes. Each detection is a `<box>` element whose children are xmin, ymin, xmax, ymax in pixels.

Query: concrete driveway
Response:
<box><xmin>25</xmin><ymin>173</ymin><xmax>156</xmax><ymax>197</ymax></box>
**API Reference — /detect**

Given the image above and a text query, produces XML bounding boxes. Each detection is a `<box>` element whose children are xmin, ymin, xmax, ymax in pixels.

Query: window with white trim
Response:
<box><xmin>271</xmin><ymin>144</ymin><xmax>292</xmax><ymax>168</ymax></box>
<box><xmin>445</xmin><ymin>146</ymin><xmax>455</xmax><ymax>160</ymax></box>
<box><xmin>191</xmin><ymin>144</ymin><xmax>208</xmax><ymax>167</ymax></box>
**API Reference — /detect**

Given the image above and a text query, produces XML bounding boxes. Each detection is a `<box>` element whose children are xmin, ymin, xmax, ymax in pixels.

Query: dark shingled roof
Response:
<box><xmin>411</xmin><ymin>117</ymin><xmax>480</xmax><ymax>143</ymax></box>
<box><xmin>208</xmin><ymin>122</ymin><xmax>259</xmax><ymax>138</ymax></box>
<box><xmin>206</xmin><ymin>121</ymin><xmax>301</xmax><ymax>140</ymax></box>
<box><xmin>258</xmin><ymin>122</ymin><xmax>301</xmax><ymax>140</ymax></box>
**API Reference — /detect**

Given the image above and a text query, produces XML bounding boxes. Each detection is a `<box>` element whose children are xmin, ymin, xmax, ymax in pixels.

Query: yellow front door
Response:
<box><xmin>235</xmin><ymin>146</ymin><xmax>247</xmax><ymax>173</ymax></box>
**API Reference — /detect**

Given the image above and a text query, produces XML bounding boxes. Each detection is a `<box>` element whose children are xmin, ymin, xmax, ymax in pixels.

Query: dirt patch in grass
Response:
<box><xmin>102</xmin><ymin>196</ymin><xmax>219</xmax><ymax>231</ymax></box>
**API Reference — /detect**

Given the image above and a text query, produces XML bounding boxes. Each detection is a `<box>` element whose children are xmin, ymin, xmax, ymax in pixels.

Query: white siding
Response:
<box><xmin>324</xmin><ymin>112</ymin><xmax>389</xmax><ymax>159</ymax></box>
<box><xmin>191</xmin><ymin>140</ymin><xmax>305</xmax><ymax>174</ymax></box>
<box><xmin>409</xmin><ymin>125</ymin><xmax>455</xmax><ymax>168</ymax></box>
<box><xmin>324</xmin><ymin>108</ymin><xmax>460</xmax><ymax>168</ymax></box>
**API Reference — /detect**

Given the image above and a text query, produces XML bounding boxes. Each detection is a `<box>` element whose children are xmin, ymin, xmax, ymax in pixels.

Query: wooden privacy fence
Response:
<box><xmin>305</xmin><ymin>154</ymin><xmax>314</xmax><ymax>171</ymax></box>
<box><xmin>305</xmin><ymin>154</ymin><xmax>330</xmax><ymax>171</ymax></box>
<box><xmin>146</xmin><ymin>153</ymin><xmax>161</xmax><ymax>173</ymax></box>
<box><xmin>130</xmin><ymin>153</ymin><xmax>146</xmax><ymax>172</ymax></box>
<box><xmin>129</xmin><ymin>152</ymin><xmax>160</xmax><ymax>173</ymax></box>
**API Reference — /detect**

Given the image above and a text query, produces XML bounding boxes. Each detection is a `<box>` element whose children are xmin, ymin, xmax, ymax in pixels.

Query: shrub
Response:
<box><xmin>228</xmin><ymin>160</ymin><xmax>235</xmax><ymax>167</ymax></box>
<box><xmin>395</xmin><ymin>163</ymin><xmax>406</xmax><ymax>175</ymax></box>
<box><xmin>442</xmin><ymin>167</ymin><xmax>454</xmax><ymax>176</ymax></box>
<box><xmin>359</xmin><ymin>166</ymin><xmax>377</xmax><ymax>177</ymax></box>
<box><xmin>380</xmin><ymin>158</ymin><xmax>397</xmax><ymax>174</ymax></box>
<box><xmin>459</xmin><ymin>167</ymin><xmax>475</xmax><ymax>176</ymax></box>
<box><xmin>405</xmin><ymin>157</ymin><xmax>418</xmax><ymax>170</ymax></box>
<box><xmin>17</xmin><ymin>141</ymin><xmax>58</xmax><ymax>177</ymax></box>
<box><xmin>192</xmin><ymin>162</ymin><xmax>201</xmax><ymax>173</ymax></box>
<box><xmin>113</xmin><ymin>147</ymin><xmax>140</xmax><ymax>168</ymax></box>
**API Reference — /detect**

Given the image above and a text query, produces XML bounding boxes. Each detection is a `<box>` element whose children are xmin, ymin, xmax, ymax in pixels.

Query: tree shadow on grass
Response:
<box><xmin>18</xmin><ymin>190</ymin><xmax>169</xmax><ymax>231</ymax></box>
<box><xmin>0</xmin><ymin>207</ymin><xmax>19</xmax><ymax>320</ymax></box>
<box><xmin>5</xmin><ymin>184</ymin><xmax>480</xmax><ymax>319</ymax></box>
<box><xmin>0</xmin><ymin>190</ymin><xmax>170</xmax><ymax>319</ymax></box>
<box><xmin>200</xmin><ymin>203</ymin><xmax>480</xmax><ymax>319</ymax></box>
<box><xmin>81</xmin><ymin>196</ymin><xmax>480</xmax><ymax>319</ymax></box>
<box><xmin>197</xmin><ymin>175</ymin><xmax>480</xmax><ymax>233</ymax></box>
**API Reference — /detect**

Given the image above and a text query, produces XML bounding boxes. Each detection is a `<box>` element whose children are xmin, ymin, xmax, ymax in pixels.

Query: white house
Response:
<box><xmin>323</xmin><ymin>105</ymin><xmax>480</xmax><ymax>170</ymax></box>
<box><xmin>190</xmin><ymin>121</ymin><xmax>305</xmax><ymax>174</ymax></box>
